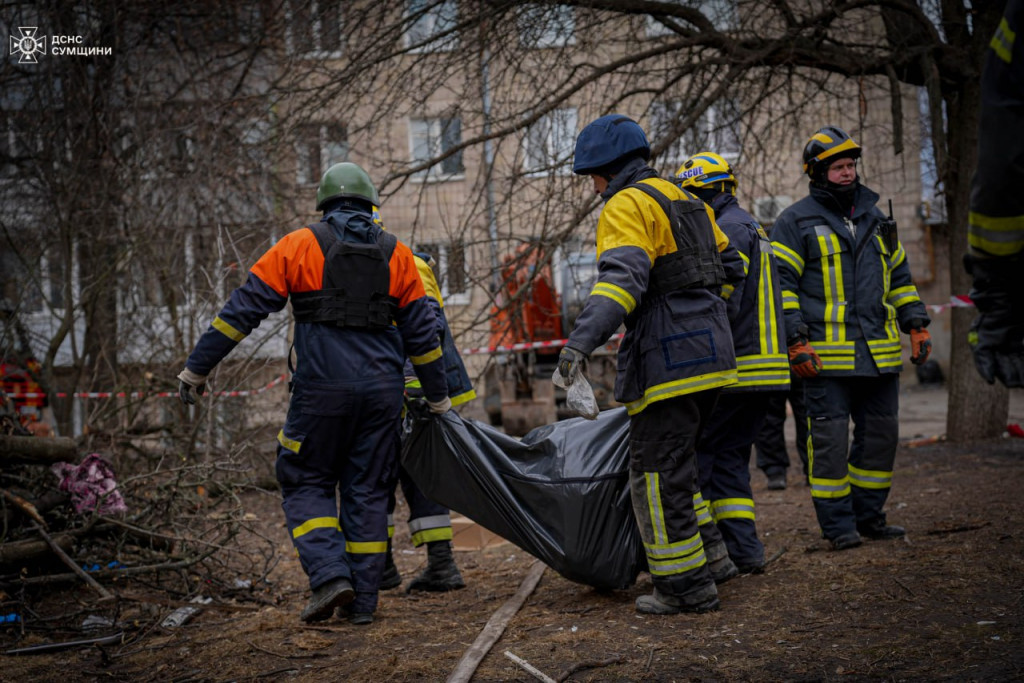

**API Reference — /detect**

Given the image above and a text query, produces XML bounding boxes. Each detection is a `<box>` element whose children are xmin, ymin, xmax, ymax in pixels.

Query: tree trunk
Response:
<box><xmin>0</xmin><ymin>435</ymin><xmax>78</xmax><ymax>464</ymax></box>
<box><xmin>943</xmin><ymin>49</ymin><xmax>1009</xmax><ymax>442</ymax></box>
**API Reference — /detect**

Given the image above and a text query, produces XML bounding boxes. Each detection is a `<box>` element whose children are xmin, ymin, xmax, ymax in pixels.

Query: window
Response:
<box><xmin>649</xmin><ymin>101</ymin><xmax>688</xmax><ymax>172</ymax></box>
<box><xmin>405</xmin><ymin>0</ymin><xmax>458</xmax><ymax>53</ymax></box>
<box><xmin>296</xmin><ymin>124</ymin><xmax>348</xmax><ymax>185</ymax></box>
<box><xmin>409</xmin><ymin>117</ymin><xmax>463</xmax><ymax>179</ymax></box>
<box><xmin>415</xmin><ymin>240</ymin><xmax>469</xmax><ymax>305</ymax></box>
<box><xmin>523</xmin><ymin>107</ymin><xmax>578</xmax><ymax>174</ymax></box>
<box><xmin>651</xmin><ymin>99</ymin><xmax>741</xmax><ymax>171</ymax></box>
<box><xmin>289</xmin><ymin>0</ymin><xmax>342</xmax><ymax>55</ymax></box>
<box><xmin>646</xmin><ymin>0</ymin><xmax>737</xmax><ymax>37</ymax></box>
<box><xmin>518</xmin><ymin>4</ymin><xmax>575</xmax><ymax>48</ymax></box>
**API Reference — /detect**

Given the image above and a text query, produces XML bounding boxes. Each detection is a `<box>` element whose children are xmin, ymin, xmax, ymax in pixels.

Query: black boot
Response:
<box><xmin>857</xmin><ymin>518</ymin><xmax>906</xmax><ymax>540</ymax></box>
<box><xmin>380</xmin><ymin>540</ymin><xmax>402</xmax><ymax>591</ymax></box>
<box><xmin>406</xmin><ymin>541</ymin><xmax>466</xmax><ymax>593</ymax></box>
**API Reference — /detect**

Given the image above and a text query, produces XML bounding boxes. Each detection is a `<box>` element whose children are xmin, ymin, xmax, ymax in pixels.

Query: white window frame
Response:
<box><xmin>409</xmin><ymin>116</ymin><xmax>464</xmax><ymax>181</ymax></box>
<box><xmin>404</xmin><ymin>0</ymin><xmax>459</xmax><ymax>53</ymax></box>
<box><xmin>517</xmin><ymin>4</ymin><xmax>576</xmax><ymax>49</ymax></box>
<box><xmin>652</xmin><ymin>99</ymin><xmax>742</xmax><ymax>170</ymax></box>
<box><xmin>523</xmin><ymin>107</ymin><xmax>578</xmax><ymax>175</ymax></box>
<box><xmin>416</xmin><ymin>240</ymin><xmax>470</xmax><ymax>305</ymax></box>
<box><xmin>287</xmin><ymin>0</ymin><xmax>344</xmax><ymax>57</ymax></box>
<box><xmin>296</xmin><ymin>123</ymin><xmax>348</xmax><ymax>185</ymax></box>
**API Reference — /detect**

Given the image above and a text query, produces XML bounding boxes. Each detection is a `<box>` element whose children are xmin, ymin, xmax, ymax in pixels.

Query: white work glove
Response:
<box><xmin>177</xmin><ymin>368</ymin><xmax>208</xmax><ymax>405</ymax></box>
<box><xmin>426</xmin><ymin>396</ymin><xmax>452</xmax><ymax>414</ymax></box>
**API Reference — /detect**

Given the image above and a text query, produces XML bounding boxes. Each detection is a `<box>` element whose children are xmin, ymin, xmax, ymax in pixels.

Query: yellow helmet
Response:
<box><xmin>802</xmin><ymin>126</ymin><xmax>861</xmax><ymax>177</ymax></box>
<box><xmin>675</xmin><ymin>152</ymin><xmax>737</xmax><ymax>194</ymax></box>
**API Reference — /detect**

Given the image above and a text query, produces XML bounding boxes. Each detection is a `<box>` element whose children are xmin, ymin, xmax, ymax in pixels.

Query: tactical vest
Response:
<box><xmin>290</xmin><ymin>222</ymin><xmax>399</xmax><ymax>330</ymax></box>
<box><xmin>629</xmin><ymin>183</ymin><xmax>725</xmax><ymax>296</ymax></box>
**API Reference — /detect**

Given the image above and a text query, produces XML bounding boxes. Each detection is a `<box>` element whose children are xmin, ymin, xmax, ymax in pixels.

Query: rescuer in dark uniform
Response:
<box><xmin>177</xmin><ymin>162</ymin><xmax>450</xmax><ymax>625</ymax></box>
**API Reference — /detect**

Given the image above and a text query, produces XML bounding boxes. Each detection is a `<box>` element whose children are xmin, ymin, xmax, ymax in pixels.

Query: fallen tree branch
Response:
<box><xmin>557</xmin><ymin>655</ymin><xmax>625</xmax><ymax>682</ymax></box>
<box><xmin>447</xmin><ymin>560</ymin><xmax>546</xmax><ymax>683</ymax></box>
<box><xmin>4</xmin><ymin>631</ymin><xmax>124</xmax><ymax>655</ymax></box>
<box><xmin>0</xmin><ymin>488</ymin><xmax>47</xmax><ymax>527</ymax></box>
<box><xmin>505</xmin><ymin>650</ymin><xmax>556</xmax><ymax>683</ymax></box>
<box><xmin>925</xmin><ymin>522</ymin><xmax>990</xmax><ymax>535</ymax></box>
<box><xmin>32</xmin><ymin>521</ymin><xmax>114</xmax><ymax>600</ymax></box>
<box><xmin>0</xmin><ymin>434</ymin><xmax>77</xmax><ymax>465</ymax></box>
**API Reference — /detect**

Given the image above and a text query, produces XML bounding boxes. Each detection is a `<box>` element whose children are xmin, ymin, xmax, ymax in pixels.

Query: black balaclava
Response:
<box><xmin>810</xmin><ymin>151</ymin><xmax>860</xmax><ymax>213</ymax></box>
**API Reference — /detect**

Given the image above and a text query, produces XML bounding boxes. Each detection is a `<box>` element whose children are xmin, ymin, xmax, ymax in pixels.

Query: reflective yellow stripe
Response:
<box><xmin>710</xmin><ymin>497</ymin><xmax>755</xmax><ymax>521</ymax></box>
<box><xmin>772</xmin><ymin>242</ymin><xmax>803</xmax><ymax>274</ymax></box>
<box><xmin>292</xmin><ymin>516</ymin><xmax>340</xmax><ymax>539</ymax></box>
<box><xmin>212</xmin><ymin>316</ymin><xmax>246</xmax><ymax>342</ymax></box>
<box><xmin>887</xmin><ymin>285</ymin><xmax>921</xmax><ymax>307</ymax></box>
<box><xmin>410</xmin><ymin>346</ymin><xmax>443</xmax><ymax>365</ymax></box>
<box><xmin>450</xmin><ymin>389</ymin><xmax>477</xmax><ymax>407</ymax></box>
<box><xmin>758</xmin><ymin>250</ymin><xmax>780</xmax><ymax>355</ymax></box>
<box><xmin>991</xmin><ymin>16</ymin><xmax>1015</xmax><ymax>64</ymax></box>
<box><xmin>645</xmin><ymin>472</ymin><xmax>667</xmax><ymax>545</ymax></box>
<box><xmin>644</xmin><ymin>531</ymin><xmax>706</xmax><ymax>576</ymax></box>
<box><xmin>809</xmin><ymin>474</ymin><xmax>851</xmax><ymax>499</ymax></box>
<box><xmin>693</xmin><ymin>492</ymin><xmax>713</xmax><ymax>526</ymax></box>
<box><xmin>818</xmin><ymin>233</ymin><xmax>844</xmax><ymax>343</ymax></box>
<box><xmin>278</xmin><ymin>429</ymin><xmax>302</xmax><ymax>454</ymax></box>
<box><xmin>968</xmin><ymin>211</ymin><xmax>1024</xmax><ymax>256</ymax></box>
<box><xmin>346</xmin><ymin>539</ymin><xmax>388</xmax><ymax>554</ymax></box>
<box><xmin>410</xmin><ymin>526</ymin><xmax>453</xmax><ymax>546</ymax></box>
<box><xmin>849</xmin><ymin>464</ymin><xmax>893</xmax><ymax>490</ymax></box>
<box><xmin>782</xmin><ymin>290</ymin><xmax>800</xmax><ymax>311</ymax></box>
<box><xmin>625</xmin><ymin>369</ymin><xmax>738</xmax><ymax>415</ymax></box>
<box><xmin>721</xmin><ymin>283</ymin><xmax>735</xmax><ymax>300</ymax></box>
<box><xmin>591</xmin><ymin>282</ymin><xmax>637</xmax><ymax>314</ymax></box>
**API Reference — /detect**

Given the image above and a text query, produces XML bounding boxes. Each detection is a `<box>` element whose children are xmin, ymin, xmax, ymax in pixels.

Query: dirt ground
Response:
<box><xmin>2</xmin><ymin>385</ymin><xmax>1023</xmax><ymax>682</ymax></box>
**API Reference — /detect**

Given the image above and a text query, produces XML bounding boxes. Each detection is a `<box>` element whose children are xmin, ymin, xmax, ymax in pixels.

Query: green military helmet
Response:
<box><xmin>316</xmin><ymin>162</ymin><xmax>380</xmax><ymax>210</ymax></box>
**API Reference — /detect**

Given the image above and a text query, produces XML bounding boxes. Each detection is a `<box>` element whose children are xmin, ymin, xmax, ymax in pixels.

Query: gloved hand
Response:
<box><xmin>969</xmin><ymin>316</ymin><xmax>1024</xmax><ymax>387</ymax></box>
<box><xmin>909</xmin><ymin>325</ymin><xmax>932</xmax><ymax>366</ymax></box>
<box><xmin>426</xmin><ymin>396</ymin><xmax>452</xmax><ymax>414</ymax></box>
<box><xmin>556</xmin><ymin>346</ymin><xmax>588</xmax><ymax>387</ymax></box>
<box><xmin>177</xmin><ymin>368</ymin><xmax>208</xmax><ymax>405</ymax></box>
<box><xmin>787</xmin><ymin>335</ymin><xmax>822</xmax><ymax>378</ymax></box>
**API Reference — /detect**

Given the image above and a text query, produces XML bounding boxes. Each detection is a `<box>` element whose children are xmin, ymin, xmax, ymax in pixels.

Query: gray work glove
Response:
<box><xmin>556</xmin><ymin>346</ymin><xmax>588</xmax><ymax>387</ymax></box>
<box><xmin>426</xmin><ymin>396</ymin><xmax>452</xmax><ymax>414</ymax></box>
<box><xmin>177</xmin><ymin>368</ymin><xmax>208</xmax><ymax>405</ymax></box>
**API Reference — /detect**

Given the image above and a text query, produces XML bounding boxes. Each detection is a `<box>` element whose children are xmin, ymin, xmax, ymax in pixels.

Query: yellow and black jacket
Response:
<box><xmin>703</xmin><ymin>193</ymin><xmax>789</xmax><ymax>392</ymax></box>
<box><xmin>566</xmin><ymin>163</ymin><xmax>741</xmax><ymax>415</ymax></box>
<box><xmin>772</xmin><ymin>184</ymin><xmax>929</xmax><ymax>376</ymax></box>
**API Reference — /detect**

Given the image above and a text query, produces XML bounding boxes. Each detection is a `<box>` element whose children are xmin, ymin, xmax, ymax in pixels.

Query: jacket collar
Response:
<box><xmin>601</xmin><ymin>158</ymin><xmax>659</xmax><ymax>201</ymax></box>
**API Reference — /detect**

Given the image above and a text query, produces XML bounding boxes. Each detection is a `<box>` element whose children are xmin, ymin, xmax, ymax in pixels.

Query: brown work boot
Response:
<box><xmin>300</xmin><ymin>577</ymin><xmax>354</xmax><ymax>623</ymax></box>
<box><xmin>406</xmin><ymin>541</ymin><xmax>465</xmax><ymax>593</ymax></box>
<box><xmin>635</xmin><ymin>587</ymin><xmax>720</xmax><ymax>615</ymax></box>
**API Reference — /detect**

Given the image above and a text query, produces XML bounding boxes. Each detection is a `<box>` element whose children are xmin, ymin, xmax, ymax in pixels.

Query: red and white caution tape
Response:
<box><xmin>5</xmin><ymin>374</ymin><xmax>288</xmax><ymax>400</ymax></box>
<box><xmin>925</xmin><ymin>294</ymin><xmax>975</xmax><ymax>315</ymax></box>
<box><xmin>461</xmin><ymin>333</ymin><xmax>624</xmax><ymax>357</ymax></box>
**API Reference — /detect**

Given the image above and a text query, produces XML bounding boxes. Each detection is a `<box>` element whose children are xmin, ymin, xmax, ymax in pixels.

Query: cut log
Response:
<box><xmin>0</xmin><ymin>532</ymin><xmax>76</xmax><ymax>566</ymax></box>
<box><xmin>0</xmin><ymin>434</ymin><xmax>77</xmax><ymax>465</ymax></box>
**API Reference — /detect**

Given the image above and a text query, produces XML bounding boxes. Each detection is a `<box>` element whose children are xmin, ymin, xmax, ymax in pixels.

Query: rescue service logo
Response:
<box><xmin>676</xmin><ymin>165</ymin><xmax>705</xmax><ymax>181</ymax></box>
<box><xmin>9</xmin><ymin>27</ymin><xmax>45</xmax><ymax>63</ymax></box>
<box><xmin>8</xmin><ymin>26</ymin><xmax>111</xmax><ymax>63</ymax></box>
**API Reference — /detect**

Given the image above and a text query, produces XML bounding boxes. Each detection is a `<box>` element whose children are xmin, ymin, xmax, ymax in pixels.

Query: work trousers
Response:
<box><xmin>275</xmin><ymin>378</ymin><xmax>403</xmax><ymax>615</ymax></box>
<box><xmin>754</xmin><ymin>378</ymin><xmax>808</xmax><ymax>479</ymax></box>
<box><xmin>697</xmin><ymin>391</ymin><xmax>774</xmax><ymax>568</ymax></box>
<box><xmin>804</xmin><ymin>374</ymin><xmax>900</xmax><ymax>540</ymax></box>
<box><xmin>388</xmin><ymin>467</ymin><xmax>453</xmax><ymax>547</ymax></box>
<box><xmin>628</xmin><ymin>391</ymin><xmax>719</xmax><ymax>607</ymax></box>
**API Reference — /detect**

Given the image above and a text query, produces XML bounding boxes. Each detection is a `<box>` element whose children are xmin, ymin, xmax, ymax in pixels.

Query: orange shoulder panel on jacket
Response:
<box><xmin>389</xmin><ymin>240</ymin><xmax>427</xmax><ymax>308</ymax></box>
<box><xmin>249</xmin><ymin>227</ymin><xmax>325</xmax><ymax>297</ymax></box>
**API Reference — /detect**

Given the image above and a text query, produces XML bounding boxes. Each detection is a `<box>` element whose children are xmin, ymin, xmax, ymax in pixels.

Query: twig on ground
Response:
<box><xmin>246</xmin><ymin>639</ymin><xmax>329</xmax><ymax>659</ymax></box>
<box><xmin>765</xmin><ymin>547</ymin><xmax>788</xmax><ymax>567</ymax></box>
<box><xmin>505</xmin><ymin>650</ymin><xmax>557</xmax><ymax>683</ymax></box>
<box><xmin>894</xmin><ymin>578</ymin><xmax>916</xmax><ymax>596</ymax></box>
<box><xmin>925</xmin><ymin>522</ymin><xmax>990</xmax><ymax>535</ymax></box>
<box><xmin>0</xmin><ymin>488</ymin><xmax>46</xmax><ymax>526</ymax></box>
<box><xmin>447</xmin><ymin>560</ymin><xmax>547</xmax><ymax>683</ymax></box>
<box><xmin>557</xmin><ymin>655</ymin><xmax>625</xmax><ymax>682</ymax></box>
<box><xmin>31</xmin><ymin>521</ymin><xmax>114</xmax><ymax>600</ymax></box>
